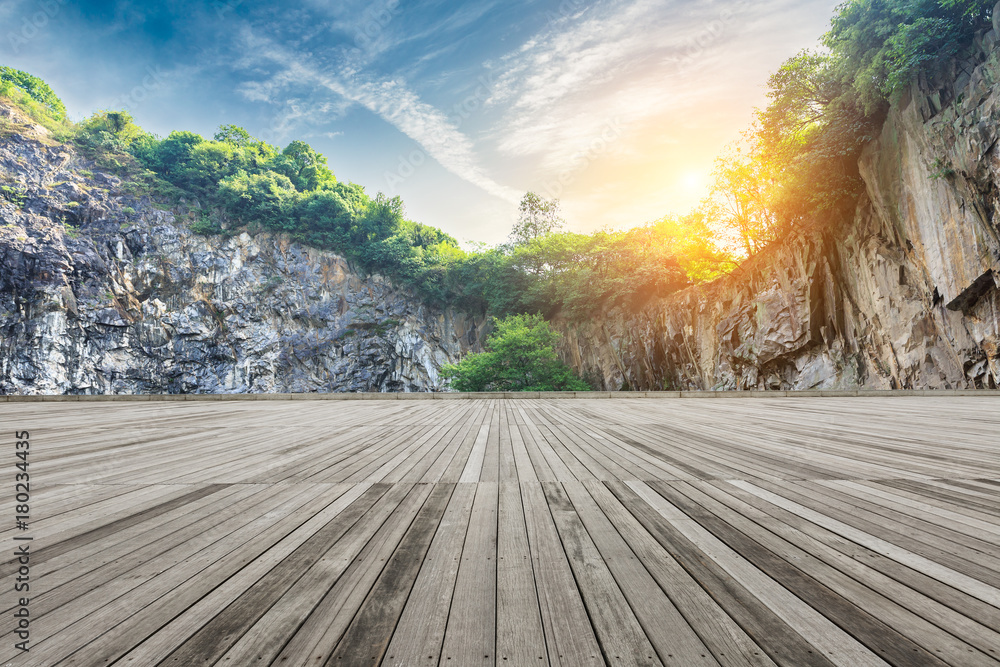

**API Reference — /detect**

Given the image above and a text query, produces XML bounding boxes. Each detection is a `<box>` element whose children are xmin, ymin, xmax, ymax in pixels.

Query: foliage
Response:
<box><xmin>703</xmin><ymin>137</ymin><xmax>778</xmax><ymax>257</ymax></box>
<box><xmin>755</xmin><ymin>50</ymin><xmax>875</xmax><ymax>227</ymax></box>
<box><xmin>76</xmin><ymin>110</ymin><xmax>152</xmax><ymax>154</ymax></box>
<box><xmin>190</xmin><ymin>214</ymin><xmax>223</xmax><ymax>236</ymax></box>
<box><xmin>699</xmin><ymin>49</ymin><xmax>876</xmax><ymax>254</ymax></box>
<box><xmin>696</xmin><ymin>1</ymin><xmax>993</xmax><ymax>255</ymax></box>
<box><xmin>0</xmin><ymin>68</ymin><xmax>73</xmax><ymax>140</ymax></box>
<box><xmin>270</xmin><ymin>140</ymin><xmax>336</xmax><ymax>192</ymax></box>
<box><xmin>1</xmin><ymin>185</ymin><xmax>27</xmax><ymax>208</ymax></box>
<box><xmin>647</xmin><ymin>212</ymin><xmax>734</xmax><ymax>282</ymax></box>
<box><xmin>0</xmin><ymin>68</ymin><xmax>732</xmax><ymax>322</ymax></box>
<box><xmin>495</xmin><ymin>227</ymin><xmax>690</xmax><ymax>318</ymax></box>
<box><xmin>509</xmin><ymin>192</ymin><xmax>564</xmax><ymax>246</ymax></box>
<box><xmin>825</xmin><ymin>0</ymin><xmax>993</xmax><ymax>115</ymax></box>
<box><xmin>441</xmin><ymin>313</ymin><xmax>590</xmax><ymax>392</ymax></box>
<box><xmin>0</xmin><ymin>67</ymin><xmax>66</xmax><ymax>120</ymax></box>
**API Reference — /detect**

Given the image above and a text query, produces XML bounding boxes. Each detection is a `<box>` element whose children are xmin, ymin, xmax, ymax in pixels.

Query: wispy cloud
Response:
<box><xmin>236</xmin><ymin>30</ymin><xmax>520</xmax><ymax>203</ymax></box>
<box><xmin>476</xmin><ymin>0</ymin><xmax>839</xmax><ymax>230</ymax></box>
<box><xmin>486</xmin><ymin>0</ymin><xmax>739</xmax><ymax>168</ymax></box>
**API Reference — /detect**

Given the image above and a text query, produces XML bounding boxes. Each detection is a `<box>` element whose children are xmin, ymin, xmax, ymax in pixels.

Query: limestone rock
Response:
<box><xmin>0</xmin><ymin>102</ymin><xmax>486</xmax><ymax>395</ymax></box>
<box><xmin>556</xmin><ymin>47</ymin><xmax>1000</xmax><ymax>392</ymax></box>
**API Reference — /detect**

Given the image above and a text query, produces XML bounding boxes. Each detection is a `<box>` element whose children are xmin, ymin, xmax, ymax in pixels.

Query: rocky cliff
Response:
<box><xmin>7</xmin><ymin>32</ymin><xmax>1000</xmax><ymax>396</ymax></box>
<box><xmin>559</xmin><ymin>37</ymin><xmax>1000</xmax><ymax>391</ymax></box>
<box><xmin>0</xmin><ymin>102</ymin><xmax>486</xmax><ymax>394</ymax></box>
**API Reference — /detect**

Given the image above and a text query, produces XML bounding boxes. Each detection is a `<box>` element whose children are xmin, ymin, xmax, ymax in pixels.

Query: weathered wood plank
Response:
<box><xmin>440</xmin><ymin>482</ymin><xmax>498</xmax><ymax>665</ymax></box>
<box><xmin>521</xmin><ymin>481</ymin><xmax>604</xmax><ymax>666</ymax></box>
<box><xmin>563</xmin><ymin>480</ymin><xmax>718</xmax><ymax>666</ymax></box>
<box><xmin>496</xmin><ymin>481</ymin><xmax>548</xmax><ymax>664</ymax></box>
<box><xmin>658</xmin><ymin>481</ymin><xmax>956</xmax><ymax>667</ymax></box>
<box><xmin>606</xmin><ymin>481</ymin><xmax>839</xmax><ymax>667</ymax></box>
<box><xmin>382</xmin><ymin>483</ymin><xmax>476</xmax><ymax>666</ymax></box>
<box><xmin>271</xmin><ymin>483</ymin><xmax>437</xmax><ymax>665</ymax></box>
<box><xmin>697</xmin><ymin>480</ymin><xmax>1000</xmax><ymax>663</ymax></box>
<box><xmin>328</xmin><ymin>483</ymin><xmax>455</xmax><ymax>666</ymax></box>
<box><xmin>0</xmin><ymin>396</ymin><xmax>998</xmax><ymax>667</ymax></box>
<box><xmin>151</xmin><ymin>483</ymin><xmax>389</xmax><ymax>666</ymax></box>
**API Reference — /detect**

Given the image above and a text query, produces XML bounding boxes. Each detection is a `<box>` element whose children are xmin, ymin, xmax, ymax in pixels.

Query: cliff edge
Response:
<box><xmin>0</xmin><ymin>102</ymin><xmax>485</xmax><ymax>394</ymax></box>
<box><xmin>559</xmin><ymin>40</ymin><xmax>1000</xmax><ymax>391</ymax></box>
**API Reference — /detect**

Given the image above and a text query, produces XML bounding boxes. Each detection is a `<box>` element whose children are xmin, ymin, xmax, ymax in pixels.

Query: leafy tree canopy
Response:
<box><xmin>2</xmin><ymin>68</ymin><xmax>731</xmax><ymax>319</ymax></box>
<box><xmin>270</xmin><ymin>140</ymin><xmax>336</xmax><ymax>192</ymax></box>
<box><xmin>696</xmin><ymin>0</ymin><xmax>993</xmax><ymax>252</ymax></box>
<box><xmin>441</xmin><ymin>314</ymin><xmax>591</xmax><ymax>392</ymax></box>
<box><xmin>509</xmin><ymin>192</ymin><xmax>564</xmax><ymax>246</ymax></box>
<box><xmin>825</xmin><ymin>0</ymin><xmax>994</xmax><ymax>114</ymax></box>
<box><xmin>0</xmin><ymin>66</ymin><xmax>66</xmax><ymax>120</ymax></box>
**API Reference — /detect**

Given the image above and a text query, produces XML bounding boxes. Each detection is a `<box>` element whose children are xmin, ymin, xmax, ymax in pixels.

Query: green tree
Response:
<box><xmin>825</xmin><ymin>0</ymin><xmax>993</xmax><ymax>114</ymax></box>
<box><xmin>509</xmin><ymin>192</ymin><xmax>564</xmax><ymax>246</ymax></box>
<box><xmin>442</xmin><ymin>313</ymin><xmax>590</xmax><ymax>392</ymax></box>
<box><xmin>754</xmin><ymin>50</ymin><xmax>872</xmax><ymax>225</ymax></box>
<box><xmin>704</xmin><ymin>137</ymin><xmax>777</xmax><ymax>257</ymax></box>
<box><xmin>651</xmin><ymin>212</ymin><xmax>734</xmax><ymax>282</ymax></box>
<box><xmin>216</xmin><ymin>170</ymin><xmax>296</xmax><ymax>229</ymax></box>
<box><xmin>0</xmin><ymin>66</ymin><xmax>66</xmax><ymax>120</ymax></box>
<box><xmin>214</xmin><ymin>124</ymin><xmax>254</xmax><ymax>148</ymax></box>
<box><xmin>292</xmin><ymin>182</ymin><xmax>368</xmax><ymax>249</ymax></box>
<box><xmin>354</xmin><ymin>192</ymin><xmax>404</xmax><ymax>245</ymax></box>
<box><xmin>144</xmin><ymin>130</ymin><xmax>204</xmax><ymax>176</ymax></box>
<box><xmin>214</xmin><ymin>124</ymin><xmax>278</xmax><ymax>164</ymax></box>
<box><xmin>76</xmin><ymin>110</ymin><xmax>153</xmax><ymax>154</ymax></box>
<box><xmin>270</xmin><ymin>140</ymin><xmax>336</xmax><ymax>192</ymax></box>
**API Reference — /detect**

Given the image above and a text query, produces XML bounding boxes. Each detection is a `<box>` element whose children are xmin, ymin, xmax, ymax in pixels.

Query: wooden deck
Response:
<box><xmin>2</xmin><ymin>396</ymin><xmax>999</xmax><ymax>666</ymax></box>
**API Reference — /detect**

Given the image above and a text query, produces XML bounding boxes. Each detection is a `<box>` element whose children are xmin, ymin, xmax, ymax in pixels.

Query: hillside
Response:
<box><xmin>0</xmin><ymin>100</ymin><xmax>485</xmax><ymax>394</ymax></box>
<box><xmin>558</xmin><ymin>38</ymin><xmax>1000</xmax><ymax>391</ymax></box>
<box><xmin>4</xmin><ymin>2</ymin><xmax>1000</xmax><ymax>394</ymax></box>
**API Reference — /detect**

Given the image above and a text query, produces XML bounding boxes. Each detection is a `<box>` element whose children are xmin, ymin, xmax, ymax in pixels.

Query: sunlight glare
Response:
<box><xmin>682</xmin><ymin>171</ymin><xmax>706</xmax><ymax>192</ymax></box>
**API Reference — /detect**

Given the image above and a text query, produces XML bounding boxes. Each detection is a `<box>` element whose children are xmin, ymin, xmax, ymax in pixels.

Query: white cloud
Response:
<box><xmin>487</xmin><ymin>0</ymin><xmax>741</xmax><ymax>165</ymax></box>
<box><xmin>486</xmin><ymin>0</ymin><xmax>837</xmax><ymax>193</ymax></box>
<box><xmin>235</xmin><ymin>32</ymin><xmax>520</xmax><ymax>203</ymax></box>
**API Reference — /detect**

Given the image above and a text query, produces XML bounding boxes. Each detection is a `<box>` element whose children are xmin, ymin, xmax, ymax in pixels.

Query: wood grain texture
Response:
<box><xmin>1</xmin><ymin>396</ymin><xmax>997</xmax><ymax>667</ymax></box>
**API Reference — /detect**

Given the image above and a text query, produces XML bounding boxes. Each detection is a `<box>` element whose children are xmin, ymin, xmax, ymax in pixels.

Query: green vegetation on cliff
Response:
<box><xmin>0</xmin><ymin>0</ymin><xmax>991</xmax><ymax>328</ymax></box>
<box><xmin>0</xmin><ymin>66</ymin><xmax>66</xmax><ymax>120</ymax></box>
<box><xmin>65</xmin><ymin>109</ymin><xmax>729</xmax><ymax>318</ymax></box>
<box><xmin>0</xmin><ymin>67</ymin><xmax>72</xmax><ymax>140</ymax></box>
<box><xmin>710</xmin><ymin>0</ymin><xmax>995</xmax><ymax>256</ymax></box>
<box><xmin>442</xmin><ymin>314</ymin><xmax>590</xmax><ymax>392</ymax></box>
<box><xmin>827</xmin><ymin>0</ymin><xmax>994</xmax><ymax>114</ymax></box>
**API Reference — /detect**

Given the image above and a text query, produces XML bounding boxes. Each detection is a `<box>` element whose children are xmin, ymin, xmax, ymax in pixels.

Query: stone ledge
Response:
<box><xmin>2</xmin><ymin>389</ymin><xmax>1000</xmax><ymax>402</ymax></box>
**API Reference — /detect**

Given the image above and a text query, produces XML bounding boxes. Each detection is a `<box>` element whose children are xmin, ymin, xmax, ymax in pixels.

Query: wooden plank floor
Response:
<box><xmin>1</xmin><ymin>397</ymin><xmax>999</xmax><ymax>667</ymax></box>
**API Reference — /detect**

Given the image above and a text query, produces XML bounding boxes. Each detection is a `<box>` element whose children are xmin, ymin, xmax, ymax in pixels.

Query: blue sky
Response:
<box><xmin>1</xmin><ymin>0</ymin><xmax>840</xmax><ymax>245</ymax></box>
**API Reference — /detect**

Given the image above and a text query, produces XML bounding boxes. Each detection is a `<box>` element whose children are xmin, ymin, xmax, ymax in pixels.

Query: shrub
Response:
<box><xmin>441</xmin><ymin>313</ymin><xmax>590</xmax><ymax>392</ymax></box>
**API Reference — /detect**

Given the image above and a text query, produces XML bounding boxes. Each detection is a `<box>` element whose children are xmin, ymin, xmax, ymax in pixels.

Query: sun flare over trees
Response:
<box><xmin>1</xmin><ymin>0</ymin><xmax>992</xmax><ymax>345</ymax></box>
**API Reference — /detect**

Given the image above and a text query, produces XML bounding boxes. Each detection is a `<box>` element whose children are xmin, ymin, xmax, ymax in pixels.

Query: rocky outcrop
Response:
<box><xmin>7</xmin><ymin>32</ymin><xmax>1000</xmax><ymax>396</ymax></box>
<box><xmin>0</xmin><ymin>103</ymin><xmax>486</xmax><ymax>394</ymax></box>
<box><xmin>559</xmin><ymin>39</ymin><xmax>1000</xmax><ymax>391</ymax></box>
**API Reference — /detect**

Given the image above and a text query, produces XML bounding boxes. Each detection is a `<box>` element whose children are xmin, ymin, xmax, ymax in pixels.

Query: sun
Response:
<box><xmin>681</xmin><ymin>171</ymin><xmax>706</xmax><ymax>191</ymax></box>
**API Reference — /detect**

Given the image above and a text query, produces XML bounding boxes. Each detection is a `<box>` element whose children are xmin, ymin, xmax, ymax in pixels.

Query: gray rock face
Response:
<box><xmin>558</xmin><ymin>39</ymin><xmax>1000</xmax><ymax>391</ymax></box>
<box><xmin>7</xmin><ymin>35</ymin><xmax>1000</xmax><ymax>396</ymax></box>
<box><xmin>0</xmin><ymin>103</ymin><xmax>486</xmax><ymax>395</ymax></box>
